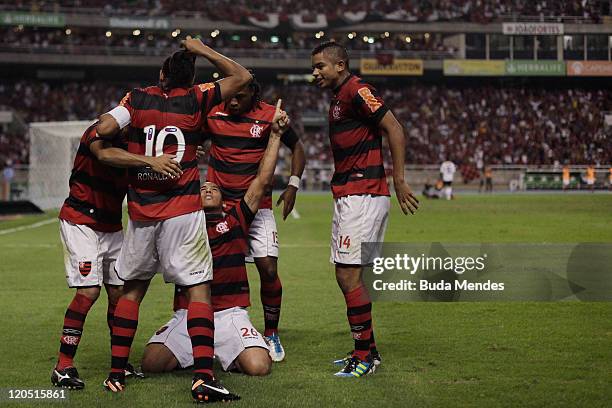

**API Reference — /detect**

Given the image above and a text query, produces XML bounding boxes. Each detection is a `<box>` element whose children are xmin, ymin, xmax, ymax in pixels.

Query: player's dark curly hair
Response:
<box><xmin>160</xmin><ymin>50</ymin><xmax>196</xmax><ymax>91</ymax></box>
<box><xmin>247</xmin><ymin>71</ymin><xmax>262</xmax><ymax>109</ymax></box>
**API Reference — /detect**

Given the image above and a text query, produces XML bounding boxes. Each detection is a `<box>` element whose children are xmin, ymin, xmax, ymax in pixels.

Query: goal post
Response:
<box><xmin>28</xmin><ymin>120</ymin><xmax>94</xmax><ymax>210</ymax></box>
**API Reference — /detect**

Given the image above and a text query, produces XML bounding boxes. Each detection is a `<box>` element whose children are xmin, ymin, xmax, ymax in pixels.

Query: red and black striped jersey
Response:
<box><xmin>58</xmin><ymin>122</ymin><xmax>128</xmax><ymax>232</ymax></box>
<box><xmin>328</xmin><ymin>74</ymin><xmax>390</xmax><ymax>199</ymax></box>
<box><xmin>120</xmin><ymin>82</ymin><xmax>222</xmax><ymax>221</ymax></box>
<box><xmin>173</xmin><ymin>199</ymin><xmax>255</xmax><ymax>312</ymax></box>
<box><xmin>205</xmin><ymin>101</ymin><xmax>299</xmax><ymax>208</ymax></box>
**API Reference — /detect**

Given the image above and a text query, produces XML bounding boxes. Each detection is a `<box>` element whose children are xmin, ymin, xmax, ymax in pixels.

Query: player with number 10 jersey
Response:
<box><xmin>120</xmin><ymin>81</ymin><xmax>220</xmax><ymax>221</ymax></box>
<box><xmin>97</xmin><ymin>37</ymin><xmax>253</xmax><ymax>403</ymax></box>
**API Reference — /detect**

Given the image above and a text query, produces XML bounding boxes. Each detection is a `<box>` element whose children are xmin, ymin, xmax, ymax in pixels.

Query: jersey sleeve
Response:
<box><xmin>352</xmin><ymin>84</ymin><xmax>389</xmax><ymax>125</ymax></box>
<box><xmin>118</xmin><ymin>91</ymin><xmax>135</xmax><ymax>119</ymax></box>
<box><xmin>196</xmin><ymin>82</ymin><xmax>223</xmax><ymax>116</ymax></box>
<box><xmin>227</xmin><ymin>198</ymin><xmax>256</xmax><ymax>236</ymax></box>
<box><xmin>280</xmin><ymin>126</ymin><xmax>299</xmax><ymax>148</ymax></box>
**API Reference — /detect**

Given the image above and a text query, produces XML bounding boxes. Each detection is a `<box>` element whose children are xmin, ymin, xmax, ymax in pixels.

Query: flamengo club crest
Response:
<box><xmin>250</xmin><ymin>124</ymin><xmax>264</xmax><ymax>138</ymax></box>
<box><xmin>216</xmin><ymin>221</ymin><xmax>230</xmax><ymax>234</ymax></box>
<box><xmin>332</xmin><ymin>102</ymin><xmax>341</xmax><ymax>120</ymax></box>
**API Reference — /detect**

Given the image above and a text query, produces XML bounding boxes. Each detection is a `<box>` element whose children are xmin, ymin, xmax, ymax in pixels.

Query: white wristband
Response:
<box><xmin>106</xmin><ymin>105</ymin><xmax>131</xmax><ymax>129</ymax></box>
<box><xmin>288</xmin><ymin>175</ymin><xmax>301</xmax><ymax>189</ymax></box>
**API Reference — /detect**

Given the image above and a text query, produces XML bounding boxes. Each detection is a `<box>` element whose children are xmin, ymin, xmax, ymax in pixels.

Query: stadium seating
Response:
<box><xmin>3</xmin><ymin>1</ymin><xmax>605</xmax><ymax>23</ymax></box>
<box><xmin>1</xmin><ymin>80</ymin><xmax>609</xmax><ymax>167</ymax></box>
<box><xmin>0</xmin><ymin>27</ymin><xmax>456</xmax><ymax>58</ymax></box>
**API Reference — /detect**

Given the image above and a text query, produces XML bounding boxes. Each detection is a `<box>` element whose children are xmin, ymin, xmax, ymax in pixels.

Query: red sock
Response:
<box><xmin>187</xmin><ymin>301</ymin><xmax>214</xmax><ymax>379</ymax></box>
<box><xmin>110</xmin><ymin>298</ymin><xmax>139</xmax><ymax>373</ymax></box>
<box><xmin>344</xmin><ymin>285</ymin><xmax>373</xmax><ymax>361</ymax></box>
<box><xmin>57</xmin><ymin>293</ymin><xmax>95</xmax><ymax>370</ymax></box>
<box><xmin>260</xmin><ymin>275</ymin><xmax>282</xmax><ymax>337</ymax></box>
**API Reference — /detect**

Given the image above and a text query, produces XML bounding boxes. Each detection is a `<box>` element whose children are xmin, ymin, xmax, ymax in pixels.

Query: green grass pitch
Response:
<box><xmin>0</xmin><ymin>193</ymin><xmax>611</xmax><ymax>407</ymax></box>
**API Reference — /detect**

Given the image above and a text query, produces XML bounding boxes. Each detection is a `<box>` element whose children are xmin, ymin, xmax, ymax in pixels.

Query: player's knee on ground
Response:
<box><xmin>335</xmin><ymin>264</ymin><xmax>363</xmax><ymax>293</ymax></box>
<box><xmin>235</xmin><ymin>347</ymin><xmax>271</xmax><ymax>376</ymax></box>
<box><xmin>141</xmin><ymin>344</ymin><xmax>179</xmax><ymax>373</ymax></box>
<box><xmin>76</xmin><ymin>286</ymin><xmax>102</xmax><ymax>302</ymax></box>
<box><xmin>254</xmin><ymin>257</ymin><xmax>278</xmax><ymax>281</ymax></box>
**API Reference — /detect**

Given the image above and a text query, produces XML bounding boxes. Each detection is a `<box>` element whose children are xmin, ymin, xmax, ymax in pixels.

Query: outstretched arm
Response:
<box><xmin>244</xmin><ymin>100</ymin><xmax>290</xmax><ymax>213</ymax></box>
<box><xmin>181</xmin><ymin>36</ymin><xmax>252</xmax><ymax>101</ymax></box>
<box><xmin>378</xmin><ymin>111</ymin><xmax>419</xmax><ymax>215</ymax></box>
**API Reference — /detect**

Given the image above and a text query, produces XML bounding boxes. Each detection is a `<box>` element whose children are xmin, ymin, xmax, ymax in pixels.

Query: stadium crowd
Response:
<box><xmin>5</xmin><ymin>0</ymin><xmax>606</xmax><ymax>22</ymax></box>
<box><xmin>0</xmin><ymin>80</ymin><xmax>610</xmax><ymax>168</ymax></box>
<box><xmin>1</xmin><ymin>27</ymin><xmax>455</xmax><ymax>56</ymax></box>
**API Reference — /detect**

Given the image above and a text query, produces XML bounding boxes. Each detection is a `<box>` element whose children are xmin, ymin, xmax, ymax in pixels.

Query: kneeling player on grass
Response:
<box><xmin>204</xmin><ymin>76</ymin><xmax>306</xmax><ymax>361</ymax></box>
<box><xmin>52</xmin><ymin>123</ymin><xmax>181</xmax><ymax>389</ymax></box>
<box><xmin>141</xmin><ymin>100</ymin><xmax>289</xmax><ymax>377</ymax></box>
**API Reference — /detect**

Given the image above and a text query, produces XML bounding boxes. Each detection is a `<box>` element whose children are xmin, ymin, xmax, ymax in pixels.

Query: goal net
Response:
<box><xmin>28</xmin><ymin>120</ymin><xmax>94</xmax><ymax>210</ymax></box>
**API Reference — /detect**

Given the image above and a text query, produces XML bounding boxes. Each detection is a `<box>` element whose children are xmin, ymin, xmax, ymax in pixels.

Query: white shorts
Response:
<box><xmin>148</xmin><ymin>307</ymin><xmax>269</xmax><ymax>371</ymax></box>
<box><xmin>563</xmin><ymin>179</ymin><xmax>570</xmax><ymax>186</ymax></box>
<box><xmin>587</xmin><ymin>178</ymin><xmax>595</xmax><ymax>185</ymax></box>
<box><xmin>246</xmin><ymin>208</ymin><xmax>279</xmax><ymax>262</ymax></box>
<box><xmin>59</xmin><ymin>219</ymin><xmax>123</xmax><ymax>288</ymax></box>
<box><xmin>330</xmin><ymin>194</ymin><xmax>390</xmax><ymax>265</ymax></box>
<box><xmin>115</xmin><ymin>210</ymin><xmax>213</xmax><ymax>286</ymax></box>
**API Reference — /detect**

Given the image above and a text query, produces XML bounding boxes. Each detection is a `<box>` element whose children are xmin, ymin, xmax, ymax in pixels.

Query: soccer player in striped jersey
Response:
<box><xmin>141</xmin><ymin>100</ymin><xmax>289</xmax><ymax>377</ymax></box>
<box><xmin>311</xmin><ymin>42</ymin><xmax>419</xmax><ymax>377</ymax></box>
<box><xmin>96</xmin><ymin>36</ymin><xmax>252</xmax><ymax>403</ymax></box>
<box><xmin>204</xmin><ymin>76</ymin><xmax>305</xmax><ymax>361</ymax></box>
<box><xmin>52</xmin><ymin>123</ymin><xmax>181</xmax><ymax>389</ymax></box>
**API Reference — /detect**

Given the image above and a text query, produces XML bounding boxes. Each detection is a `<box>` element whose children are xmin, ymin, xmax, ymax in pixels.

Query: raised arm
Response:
<box><xmin>181</xmin><ymin>36</ymin><xmax>252</xmax><ymax>101</ymax></box>
<box><xmin>244</xmin><ymin>100</ymin><xmax>289</xmax><ymax>213</ymax></box>
<box><xmin>378</xmin><ymin>110</ymin><xmax>419</xmax><ymax>215</ymax></box>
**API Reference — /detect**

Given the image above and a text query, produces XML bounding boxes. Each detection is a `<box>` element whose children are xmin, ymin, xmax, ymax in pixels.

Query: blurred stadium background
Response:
<box><xmin>1</xmin><ymin>0</ymin><xmax>611</xmax><ymax>209</ymax></box>
<box><xmin>1</xmin><ymin>3</ymin><xmax>611</xmax><ymax>407</ymax></box>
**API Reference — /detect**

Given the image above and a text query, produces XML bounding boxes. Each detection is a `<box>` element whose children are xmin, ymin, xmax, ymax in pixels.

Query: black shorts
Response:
<box><xmin>443</xmin><ymin>181</ymin><xmax>452</xmax><ymax>186</ymax></box>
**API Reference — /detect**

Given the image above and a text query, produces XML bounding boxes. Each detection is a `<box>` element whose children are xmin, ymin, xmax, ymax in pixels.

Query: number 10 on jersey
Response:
<box><xmin>143</xmin><ymin>125</ymin><xmax>186</xmax><ymax>162</ymax></box>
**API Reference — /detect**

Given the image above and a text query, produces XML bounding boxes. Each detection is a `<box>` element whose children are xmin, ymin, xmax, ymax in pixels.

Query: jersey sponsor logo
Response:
<box><xmin>332</xmin><ymin>104</ymin><xmax>342</xmax><ymax>120</ymax></box>
<box><xmin>249</xmin><ymin>124</ymin><xmax>264</xmax><ymax>138</ymax></box>
<box><xmin>78</xmin><ymin>261</ymin><xmax>92</xmax><ymax>277</ymax></box>
<box><xmin>198</xmin><ymin>82</ymin><xmax>215</xmax><ymax>93</ymax></box>
<box><xmin>216</xmin><ymin>221</ymin><xmax>230</xmax><ymax>234</ymax></box>
<box><xmin>357</xmin><ymin>87</ymin><xmax>382</xmax><ymax>113</ymax></box>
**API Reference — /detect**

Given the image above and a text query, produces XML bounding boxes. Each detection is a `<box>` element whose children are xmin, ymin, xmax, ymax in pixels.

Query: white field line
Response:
<box><xmin>0</xmin><ymin>218</ymin><xmax>58</xmax><ymax>236</ymax></box>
